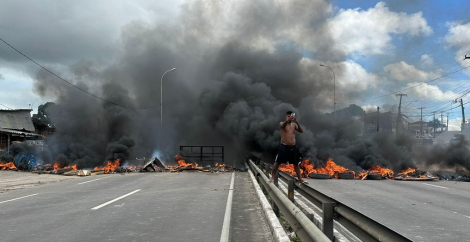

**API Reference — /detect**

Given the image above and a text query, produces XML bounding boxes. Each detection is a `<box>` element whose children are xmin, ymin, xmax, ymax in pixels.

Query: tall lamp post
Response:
<box><xmin>320</xmin><ymin>64</ymin><xmax>336</xmax><ymax>121</ymax></box>
<box><xmin>161</xmin><ymin>68</ymin><xmax>176</xmax><ymax>128</ymax></box>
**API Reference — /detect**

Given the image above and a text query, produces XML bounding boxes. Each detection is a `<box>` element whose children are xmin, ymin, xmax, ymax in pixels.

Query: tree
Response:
<box><xmin>427</xmin><ymin>118</ymin><xmax>446</xmax><ymax>130</ymax></box>
<box><xmin>32</xmin><ymin>102</ymin><xmax>56</xmax><ymax>127</ymax></box>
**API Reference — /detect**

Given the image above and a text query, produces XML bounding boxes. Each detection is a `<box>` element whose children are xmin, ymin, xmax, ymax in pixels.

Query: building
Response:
<box><xmin>0</xmin><ymin>109</ymin><xmax>42</xmax><ymax>155</ymax></box>
<box><xmin>408</xmin><ymin>121</ymin><xmax>431</xmax><ymax>138</ymax></box>
<box><xmin>363</xmin><ymin>111</ymin><xmax>394</xmax><ymax>136</ymax></box>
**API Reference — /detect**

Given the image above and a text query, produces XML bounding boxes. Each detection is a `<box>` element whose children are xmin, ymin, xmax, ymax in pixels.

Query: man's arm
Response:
<box><xmin>294</xmin><ymin>120</ymin><xmax>304</xmax><ymax>133</ymax></box>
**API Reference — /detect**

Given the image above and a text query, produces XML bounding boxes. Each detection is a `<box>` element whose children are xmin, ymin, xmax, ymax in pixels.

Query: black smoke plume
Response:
<box><xmin>28</xmin><ymin>0</ymin><xmax>443</xmax><ymax>173</ymax></box>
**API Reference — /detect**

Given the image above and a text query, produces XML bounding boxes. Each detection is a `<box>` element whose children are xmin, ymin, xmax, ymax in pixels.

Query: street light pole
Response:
<box><xmin>160</xmin><ymin>68</ymin><xmax>176</xmax><ymax>128</ymax></box>
<box><xmin>320</xmin><ymin>64</ymin><xmax>336</xmax><ymax>121</ymax></box>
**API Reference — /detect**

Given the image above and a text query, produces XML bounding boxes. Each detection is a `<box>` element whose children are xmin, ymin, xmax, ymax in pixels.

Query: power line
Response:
<box><xmin>0</xmin><ymin>103</ymin><xmax>12</xmax><ymax>109</ymax></box>
<box><xmin>337</xmin><ymin>65</ymin><xmax>470</xmax><ymax>105</ymax></box>
<box><xmin>0</xmin><ymin>37</ymin><xmax>159</xmax><ymax>110</ymax></box>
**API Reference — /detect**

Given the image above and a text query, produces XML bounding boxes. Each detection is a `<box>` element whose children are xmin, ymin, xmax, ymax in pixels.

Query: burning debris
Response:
<box><xmin>278</xmin><ymin>157</ymin><xmax>438</xmax><ymax>181</ymax></box>
<box><xmin>94</xmin><ymin>160</ymin><xmax>121</xmax><ymax>174</ymax></box>
<box><xmin>279</xmin><ymin>158</ymin><xmax>356</xmax><ymax>179</ymax></box>
<box><xmin>166</xmin><ymin>155</ymin><xmax>234</xmax><ymax>173</ymax></box>
<box><xmin>356</xmin><ymin>166</ymin><xmax>394</xmax><ymax>180</ymax></box>
<box><xmin>0</xmin><ymin>162</ymin><xmax>17</xmax><ymax>171</ymax></box>
<box><xmin>394</xmin><ymin>168</ymin><xmax>438</xmax><ymax>181</ymax></box>
<box><xmin>2</xmin><ymin>154</ymin><xmax>235</xmax><ymax>177</ymax></box>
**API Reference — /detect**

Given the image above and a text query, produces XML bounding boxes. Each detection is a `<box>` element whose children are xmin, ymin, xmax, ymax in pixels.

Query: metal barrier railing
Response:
<box><xmin>248</xmin><ymin>159</ymin><xmax>331</xmax><ymax>242</ymax></box>
<box><xmin>249</xmin><ymin>158</ymin><xmax>412</xmax><ymax>242</ymax></box>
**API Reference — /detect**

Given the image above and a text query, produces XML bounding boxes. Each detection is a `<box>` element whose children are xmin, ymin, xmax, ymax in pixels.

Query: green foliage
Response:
<box><xmin>427</xmin><ymin>118</ymin><xmax>446</xmax><ymax>128</ymax></box>
<box><xmin>291</xmin><ymin>237</ymin><xmax>302</xmax><ymax>242</ymax></box>
<box><xmin>32</xmin><ymin>102</ymin><xmax>56</xmax><ymax>127</ymax></box>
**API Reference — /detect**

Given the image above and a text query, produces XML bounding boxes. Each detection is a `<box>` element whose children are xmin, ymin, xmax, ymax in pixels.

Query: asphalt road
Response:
<box><xmin>306</xmin><ymin>178</ymin><xmax>470</xmax><ymax>242</ymax></box>
<box><xmin>434</xmin><ymin>131</ymin><xmax>459</xmax><ymax>144</ymax></box>
<box><xmin>0</xmin><ymin>172</ymin><xmax>272</xmax><ymax>242</ymax></box>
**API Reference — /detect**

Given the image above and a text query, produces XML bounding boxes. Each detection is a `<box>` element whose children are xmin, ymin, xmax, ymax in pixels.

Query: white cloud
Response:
<box><xmin>361</xmin><ymin>104</ymin><xmax>378</xmax><ymax>113</ymax></box>
<box><xmin>448</xmin><ymin>117</ymin><xmax>462</xmax><ymax>131</ymax></box>
<box><xmin>384</xmin><ymin>61</ymin><xmax>440</xmax><ymax>82</ymax></box>
<box><xmin>340</xmin><ymin>60</ymin><xmax>381</xmax><ymax>90</ymax></box>
<box><xmin>405</xmin><ymin>82</ymin><xmax>457</xmax><ymax>101</ymax></box>
<box><xmin>444</xmin><ymin>21</ymin><xmax>470</xmax><ymax>67</ymax></box>
<box><xmin>330</xmin><ymin>2</ymin><xmax>432</xmax><ymax>56</ymax></box>
<box><xmin>300</xmin><ymin>59</ymin><xmax>380</xmax><ymax>91</ymax></box>
<box><xmin>421</xmin><ymin>54</ymin><xmax>434</xmax><ymax>65</ymax></box>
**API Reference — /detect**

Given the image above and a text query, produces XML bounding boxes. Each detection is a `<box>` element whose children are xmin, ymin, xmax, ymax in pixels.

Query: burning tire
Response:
<box><xmin>308</xmin><ymin>173</ymin><xmax>330</xmax><ymax>179</ymax></box>
<box><xmin>338</xmin><ymin>172</ymin><xmax>354</xmax><ymax>179</ymax></box>
<box><xmin>367</xmin><ymin>172</ymin><xmax>383</xmax><ymax>180</ymax></box>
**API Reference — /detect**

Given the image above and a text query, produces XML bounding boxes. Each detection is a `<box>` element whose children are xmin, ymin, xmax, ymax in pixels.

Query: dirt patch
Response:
<box><xmin>0</xmin><ymin>171</ymin><xmax>80</xmax><ymax>193</ymax></box>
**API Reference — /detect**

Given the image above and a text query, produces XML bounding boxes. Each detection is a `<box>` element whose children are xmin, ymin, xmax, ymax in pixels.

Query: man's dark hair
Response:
<box><xmin>286</xmin><ymin>111</ymin><xmax>293</xmax><ymax>115</ymax></box>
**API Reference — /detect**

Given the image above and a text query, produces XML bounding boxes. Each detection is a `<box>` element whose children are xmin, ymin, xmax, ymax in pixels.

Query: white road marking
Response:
<box><xmin>0</xmin><ymin>194</ymin><xmax>38</xmax><ymax>204</ymax></box>
<box><xmin>91</xmin><ymin>189</ymin><xmax>141</xmax><ymax>210</ymax></box>
<box><xmin>77</xmin><ymin>177</ymin><xmax>109</xmax><ymax>185</ymax></box>
<box><xmin>220</xmin><ymin>172</ymin><xmax>235</xmax><ymax>242</ymax></box>
<box><xmin>422</xmin><ymin>183</ymin><xmax>449</xmax><ymax>189</ymax></box>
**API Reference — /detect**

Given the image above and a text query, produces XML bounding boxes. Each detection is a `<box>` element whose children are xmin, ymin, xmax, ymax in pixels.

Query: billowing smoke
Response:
<box><xmin>414</xmin><ymin>137</ymin><xmax>470</xmax><ymax>172</ymax></box>
<box><xmin>27</xmin><ymin>0</ymin><xmax>444</xmax><ymax>173</ymax></box>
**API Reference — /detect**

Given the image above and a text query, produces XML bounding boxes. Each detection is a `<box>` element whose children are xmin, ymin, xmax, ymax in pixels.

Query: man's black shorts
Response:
<box><xmin>275</xmin><ymin>144</ymin><xmax>301</xmax><ymax>166</ymax></box>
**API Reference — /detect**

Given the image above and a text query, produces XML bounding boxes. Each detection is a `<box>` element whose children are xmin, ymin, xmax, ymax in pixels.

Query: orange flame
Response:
<box><xmin>279</xmin><ymin>158</ymin><xmax>350</xmax><ymax>178</ymax></box>
<box><xmin>398</xmin><ymin>168</ymin><xmax>429</xmax><ymax>178</ymax></box>
<box><xmin>370</xmin><ymin>166</ymin><xmax>394</xmax><ymax>178</ymax></box>
<box><xmin>174</xmin><ymin>155</ymin><xmax>198</xmax><ymax>168</ymax></box>
<box><xmin>64</xmin><ymin>164</ymin><xmax>78</xmax><ymax>170</ymax></box>
<box><xmin>279</xmin><ymin>164</ymin><xmax>296</xmax><ymax>176</ymax></box>
<box><xmin>94</xmin><ymin>160</ymin><xmax>120</xmax><ymax>173</ymax></box>
<box><xmin>0</xmin><ymin>162</ymin><xmax>17</xmax><ymax>170</ymax></box>
<box><xmin>53</xmin><ymin>163</ymin><xmax>61</xmax><ymax>170</ymax></box>
<box><xmin>400</xmin><ymin>168</ymin><xmax>418</xmax><ymax>176</ymax></box>
<box><xmin>301</xmin><ymin>158</ymin><xmax>350</xmax><ymax>178</ymax></box>
<box><xmin>355</xmin><ymin>166</ymin><xmax>394</xmax><ymax>179</ymax></box>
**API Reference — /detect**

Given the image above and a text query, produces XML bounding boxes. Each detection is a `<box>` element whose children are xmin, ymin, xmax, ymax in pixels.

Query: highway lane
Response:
<box><xmin>0</xmin><ymin>172</ymin><xmax>272</xmax><ymax>242</ymax></box>
<box><xmin>306</xmin><ymin>178</ymin><xmax>470</xmax><ymax>242</ymax></box>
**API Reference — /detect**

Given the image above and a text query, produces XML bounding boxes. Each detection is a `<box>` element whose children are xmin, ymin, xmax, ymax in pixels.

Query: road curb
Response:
<box><xmin>247</xmin><ymin>167</ymin><xmax>290</xmax><ymax>242</ymax></box>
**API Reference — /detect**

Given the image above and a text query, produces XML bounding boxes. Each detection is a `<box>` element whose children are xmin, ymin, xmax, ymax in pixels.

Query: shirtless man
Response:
<box><xmin>270</xmin><ymin>111</ymin><xmax>307</xmax><ymax>184</ymax></box>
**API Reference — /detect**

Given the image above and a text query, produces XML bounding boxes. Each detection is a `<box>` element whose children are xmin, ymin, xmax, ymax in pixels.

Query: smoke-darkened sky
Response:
<box><xmin>1</xmin><ymin>0</ymin><xmax>470</xmax><ymax>171</ymax></box>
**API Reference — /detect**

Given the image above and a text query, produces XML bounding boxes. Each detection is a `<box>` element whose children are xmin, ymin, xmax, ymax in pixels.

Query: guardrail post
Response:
<box><xmin>322</xmin><ymin>202</ymin><xmax>335</xmax><ymax>241</ymax></box>
<box><xmin>287</xmin><ymin>179</ymin><xmax>295</xmax><ymax>202</ymax></box>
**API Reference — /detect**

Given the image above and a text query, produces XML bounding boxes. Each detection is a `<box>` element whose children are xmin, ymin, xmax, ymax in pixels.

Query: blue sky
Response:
<box><xmin>1</xmin><ymin>0</ymin><xmax>470</xmax><ymax>130</ymax></box>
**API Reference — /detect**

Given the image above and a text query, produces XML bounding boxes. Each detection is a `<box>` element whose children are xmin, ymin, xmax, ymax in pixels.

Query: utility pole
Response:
<box><xmin>460</xmin><ymin>98</ymin><xmax>466</xmax><ymax>131</ymax></box>
<box><xmin>446</xmin><ymin>113</ymin><xmax>449</xmax><ymax>131</ymax></box>
<box><xmin>396</xmin><ymin>93</ymin><xmax>407</xmax><ymax>134</ymax></box>
<box><xmin>441</xmin><ymin>111</ymin><xmax>444</xmax><ymax>133</ymax></box>
<box><xmin>432</xmin><ymin>111</ymin><xmax>436</xmax><ymax>138</ymax></box>
<box><xmin>377</xmin><ymin>107</ymin><xmax>380</xmax><ymax>133</ymax></box>
<box><xmin>418</xmin><ymin>107</ymin><xmax>426</xmax><ymax>137</ymax></box>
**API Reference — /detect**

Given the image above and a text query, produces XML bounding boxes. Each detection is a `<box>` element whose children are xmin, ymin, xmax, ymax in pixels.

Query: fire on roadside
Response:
<box><xmin>279</xmin><ymin>158</ymin><xmax>352</xmax><ymax>178</ymax></box>
<box><xmin>0</xmin><ymin>162</ymin><xmax>17</xmax><ymax>170</ymax></box>
<box><xmin>94</xmin><ymin>160</ymin><xmax>121</xmax><ymax>174</ymax></box>
<box><xmin>48</xmin><ymin>163</ymin><xmax>78</xmax><ymax>170</ymax></box>
<box><xmin>172</xmin><ymin>155</ymin><xmax>198</xmax><ymax>168</ymax></box>
<box><xmin>355</xmin><ymin>166</ymin><xmax>394</xmax><ymax>179</ymax></box>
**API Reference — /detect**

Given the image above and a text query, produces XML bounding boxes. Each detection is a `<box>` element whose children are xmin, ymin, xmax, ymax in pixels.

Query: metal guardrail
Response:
<box><xmin>249</xmin><ymin>158</ymin><xmax>412</xmax><ymax>242</ymax></box>
<box><xmin>248</xmin><ymin>159</ymin><xmax>331</xmax><ymax>242</ymax></box>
